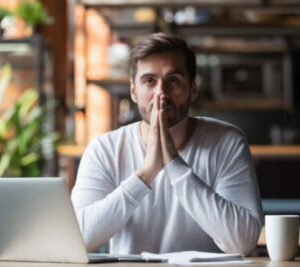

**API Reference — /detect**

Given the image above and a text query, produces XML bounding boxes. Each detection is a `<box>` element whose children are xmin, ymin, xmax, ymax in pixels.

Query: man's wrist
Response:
<box><xmin>165</xmin><ymin>151</ymin><xmax>178</xmax><ymax>164</ymax></box>
<box><xmin>136</xmin><ymin>168</ymin><xmax>154</xmax><ymax>187</ymax></box>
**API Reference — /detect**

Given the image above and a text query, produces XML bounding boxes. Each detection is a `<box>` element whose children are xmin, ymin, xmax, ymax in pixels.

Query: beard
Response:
<box><xmin>137</xmin><ymin>97</ymin><xmax>190</xmax><ymax>128</ymax></box>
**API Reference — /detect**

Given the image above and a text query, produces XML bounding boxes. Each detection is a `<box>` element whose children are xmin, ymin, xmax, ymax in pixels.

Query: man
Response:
<box><xmin>71</xmin><ymin>32</ymin><xmax>263</xmax><ymax>255</ymax></box>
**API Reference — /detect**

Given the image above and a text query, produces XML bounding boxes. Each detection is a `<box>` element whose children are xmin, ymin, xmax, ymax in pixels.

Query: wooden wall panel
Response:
<box><xmin>85</xmin><ymin>9</ymin><xmax>110</xmax><ymax>80</ymax></box>
<box><xmin>74</xmin><ymin>4</ymin><xmax>86</xmax><ymax>109</ymax></box>
<box><xmin>86</xmin><ymin>84</ymin><xmax>112</xmax><ymax>142</ymax></box>
<box><xmin>40</xmin><ymin>0</ymin><xmax>68</xmax><ymax>135</ymax></box>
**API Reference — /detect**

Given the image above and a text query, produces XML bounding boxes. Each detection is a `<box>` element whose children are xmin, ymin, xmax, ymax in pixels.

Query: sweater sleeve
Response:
<box><xmin>164</xmin><ymin>135</ymin><xmax>263</xmax><ymax>255</ymax></box>
<box><xmin>71</xmin><ymin>139</ymin><xmax>151</xmax><ymax>252</ymax></box>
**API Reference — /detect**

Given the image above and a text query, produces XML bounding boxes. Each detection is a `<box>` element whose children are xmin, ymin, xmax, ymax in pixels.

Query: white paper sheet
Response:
<box><xmin>141</xmin><ymin>251</ymin><xmax>251</xmax><ymax>265</ymax></box>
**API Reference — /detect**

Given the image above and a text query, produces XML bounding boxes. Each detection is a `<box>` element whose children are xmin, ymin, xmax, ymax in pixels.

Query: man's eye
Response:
<box><xmin>144</xmin><ymin>78</ymin><xmax>155</xmax><ymax>84</ymax></box>
<box><xmin>169</xmin><ymin>77</ymin><xmax>180</xmax><ymax>83</ymax></box>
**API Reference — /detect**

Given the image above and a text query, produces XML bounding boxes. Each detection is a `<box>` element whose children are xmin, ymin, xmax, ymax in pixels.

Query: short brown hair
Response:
<box><xmin>130</xmin><ymin>32</ymin><xmax>196</xmax><ymax>82</ymax></box>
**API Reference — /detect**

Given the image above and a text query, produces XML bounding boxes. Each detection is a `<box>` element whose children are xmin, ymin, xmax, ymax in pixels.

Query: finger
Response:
<box><xmin>157</xmin><ymin>93</ymin><xmax>161</xmax><ymax>111</ymax></box>
<box><xmin>160</xmin><ymin>95</ymin><xmax>167</xmax><ymax>112</ymax></box>
<box><xmin>153</xmin><ymin>93</ymin><xmax>158</xmax><ymax>109</ymax></box>
<box><xmin>160</xmin><ymin>95</ymin><xmax>164</xmax><ymax>111</ymax></box>
<box><xmin>150</xmin><ymin>94</ymin><xmax>159</xmax><ymax>127</ymax></box>
<box><xmin>159</xmin><ymin>108</ymin><xmax>169</xmax><ymax>143</ymax></box>
<box><xmin>159</xmin><ymin>101</ymin><xmax>177</xmax><ymax>164</ymax></box>
<box><xmin>159</xmin><ymin>109</ymin><xmax>168</xmax><ymax>164</ymax></box>
<box><xmin>153</xmin><ymin>94</ymin><xmax>160</xmax><ymax>127</ymax></box>
<box><xmin>149</xmin><ymin>94</ymin><xmax>161</xmax><ymax>147</ymax></box>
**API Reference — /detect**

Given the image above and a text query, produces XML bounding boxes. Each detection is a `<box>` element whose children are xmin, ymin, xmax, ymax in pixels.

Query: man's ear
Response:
<box><xmin>191</xmin><ymin>81</ymin><xmax>198</xmax><ymax>102</ymax></box>
<box><xmin>130</xmin><ymin>78</ymin><xmax>137</xmax><ymax>103</ymax></box>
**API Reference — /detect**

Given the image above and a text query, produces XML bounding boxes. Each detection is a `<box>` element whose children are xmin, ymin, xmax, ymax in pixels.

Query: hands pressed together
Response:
<box><xmin>136</xmin><ymin>94</ymin><xmax>178</xmax><ymax>186</ymax></box>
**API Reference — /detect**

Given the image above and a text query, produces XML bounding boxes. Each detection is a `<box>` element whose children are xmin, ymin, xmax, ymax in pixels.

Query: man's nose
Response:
<box><xmin>156</xmin><ymin>80</ymin><xmax>166</xmax><ymax>95</ymax></box>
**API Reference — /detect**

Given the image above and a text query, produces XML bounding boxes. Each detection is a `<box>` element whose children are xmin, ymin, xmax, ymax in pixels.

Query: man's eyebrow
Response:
<box><xmin>140</xmin><ymin>73</ymin><xmax>157</xmax><ymax>81</ymax></box>
<box><xmin>139</xmin><ymin>70</ymin><xmax>186</xmax><ymax>81</ymax></box>
<box><xmin>166</xmin><ymin>70</ymin><xmax>186</xmax><ymax>77</ymax></box>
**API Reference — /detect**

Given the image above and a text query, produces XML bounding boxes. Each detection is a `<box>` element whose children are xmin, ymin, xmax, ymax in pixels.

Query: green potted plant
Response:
<box><xmin>0</xmin><ymin>8</ymin><xmax>11</xmax><ymax>35</ymax></box>
<box><xmin>0</xmin><ymin>64</ymin><xmax>59</xmax><ymax>177</ymax></box>
<box><xmin>14</xmin><ymin>1</ymin><xmax>53</xmax><ymax>28</ymax></box>
<box><xmin>0</xmin><ymin>8</ymin><xmax>11</xmax><ymax>23</ymax></box>
<box><xmin>1</xmin><ymin>1</ymin><xmax>53</xmax><ymax>38</ymax></box>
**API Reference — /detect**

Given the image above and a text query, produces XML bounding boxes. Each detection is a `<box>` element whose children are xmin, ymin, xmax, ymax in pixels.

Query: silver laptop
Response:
<box><xmin>0</xmin><ymin>178</ymin><xmax>164</xmax><ymax>263</ymax></box>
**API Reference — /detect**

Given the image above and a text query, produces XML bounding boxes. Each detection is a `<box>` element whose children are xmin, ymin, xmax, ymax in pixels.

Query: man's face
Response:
<box><xmin>130</xmin><ymin>51</ymin><xmax>196</xmax><ymax>128</ymax></box>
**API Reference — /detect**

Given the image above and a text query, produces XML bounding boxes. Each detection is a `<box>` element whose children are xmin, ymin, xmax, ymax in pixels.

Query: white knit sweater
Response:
<box><xmin>71</xmin><ymin>117</ymin><xmax>263</xmax><ymax>255</ymax></box>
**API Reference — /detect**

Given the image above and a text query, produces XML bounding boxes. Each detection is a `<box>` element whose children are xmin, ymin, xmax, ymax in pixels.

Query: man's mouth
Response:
<box><xmin>166</xmin><ymin>105</ymin><xmax>174</xmax><ymax>111</ymax></box>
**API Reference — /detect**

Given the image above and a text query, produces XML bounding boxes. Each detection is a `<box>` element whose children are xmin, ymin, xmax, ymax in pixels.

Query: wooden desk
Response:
<box><xmin>1</xmin><ymin>258</ymin><xmax>300</xmax><ymax>266</ymax></box>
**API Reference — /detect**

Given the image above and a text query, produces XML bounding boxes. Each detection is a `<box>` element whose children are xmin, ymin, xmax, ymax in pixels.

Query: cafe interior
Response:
<box><xmin>1</xmin><ymin>0</ymin><xmax>300</xmax><ymax>260</ymax></box>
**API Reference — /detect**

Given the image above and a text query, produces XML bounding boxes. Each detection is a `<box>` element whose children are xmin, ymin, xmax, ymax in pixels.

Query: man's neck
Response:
<box><xmin>140</xmin><ymin>117</ymin><xmax>192</xmax><ymax>151</ymax></box>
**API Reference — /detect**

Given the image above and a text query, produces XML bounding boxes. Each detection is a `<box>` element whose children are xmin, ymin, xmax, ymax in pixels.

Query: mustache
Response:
<box><xmin>149</xmin><ymin>98</ymin><xmax>176</xmax><ymax>111</ymax></box>
<box><xmin>165</xmin><ymin>98</ymin><xmax>176</xmax><ymax>109</ymax></box>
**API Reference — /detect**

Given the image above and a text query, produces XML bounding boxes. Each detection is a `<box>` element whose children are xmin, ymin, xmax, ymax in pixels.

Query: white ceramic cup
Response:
<box><xmin>265</xmin><ymin>215</ymin><xmax>299</xmax><ymax>261</ymax></box>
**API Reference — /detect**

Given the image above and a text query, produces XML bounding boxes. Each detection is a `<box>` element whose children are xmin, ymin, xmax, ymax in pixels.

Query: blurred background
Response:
<box><xmin>1</xmin><ymin>0</ymin><xmax>300</xmax><ymax>218</ymax></box>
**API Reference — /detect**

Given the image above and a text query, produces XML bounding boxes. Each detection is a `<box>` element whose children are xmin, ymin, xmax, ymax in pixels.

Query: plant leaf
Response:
<box><xmin>19</xmin><ymin>119</ymin><xmax>41</xmax><ymax>155</ymax></box>
<box><xmin>24</xmin><ymin>105</ymin><xmax>42</xmax><ymax>125</ymax></box>
<box><xmin>0</xmin><ymin>118</ymin><xmax>8</xmax><ymax>138</ymax></box>
<box><xmin>6</xmin><ymin>139</ymin><xmax>18</xmax><ymax>153</ymax></box>
<box><xmin>14</xmin><ymin>1</ymin><xmax>53</xmax><ymax>26</ymax></box>
<box><xmin>18</xmin><ymin>89</ymin><xmax>39</xmax><ymax>120</ymax></box>
<box><xmin>0</xmin><ymin>152</ymin><xmax>11</xmax><ymax>176</ymax></box>
<box><xmin>21</xmin><ymin>152</ymin><xmax>40</xmax><ymax>166</ymax></box>
<box><xmin>0</xmin><ymin>64</ymin><xmax>12</xmax><ymax>109</ymax></box>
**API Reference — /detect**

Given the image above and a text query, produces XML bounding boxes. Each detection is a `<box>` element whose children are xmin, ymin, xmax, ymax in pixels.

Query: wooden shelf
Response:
<box><xmin>176</xmin><ymin>23</ymin><xmax>300</xmax><ymax>36</ymax></box>
<box><xmin>88</xmin><ymin>77</ymin><xmax>129</xmax><ymax>84</ymax></box>
<box><xmin>58</xmin><ymin>144</ymin><xmax>300</xmax><ymax>158</ymax></box>
<box><xmin>250</xmin><ymin>145</ymin><xmax>300</xmax><ymax>159</ymax></box>
<box><xmin>57</xmin><ymin>144</ymin><xmax>86</xmax><ymax>158</ymax></box>
<box><xmin>97</xmin><ymin>22</ymin><xmax>300</xmax><ymax>37</ymax></box>
<box><xmin>80</xmin><ymin>0</ymin><xmax>261</xmax><ymax>8</ymax></box>
<box><xmin>110</xmin><ymin>23</ymin><xmax>156</xmax><ymax>38</ymax></box>
<box><xmin>0</xmin><ymin>34</ymin><xmax>43</xmax><ymax>44</ymax></box>
<box><xmin>193</xmin><ymin>47</ymin><xmax>286</xmax><ymax>54</ymax></box>
<box><xmin>80</xmin><ymin>0</ymin><xmax>300</xmax><ymax>7</ymax></box>
<box><xmin>271</xmin><ymin>0</ymin><xmax>300</xmax><ymax>5</ymax></box>
<box><xmin>87</xmin><ymin>79</ymin><xmax>130</xmax><ymax>97</ymax></box>
<box><xmin>199</xmin><ymin>99</ymin><xmax>292</xmax><ymax>111</ymax></box>
<box><xmin>111</xmin><ymin>23</ymin><xmax>155</xmax><ymax>29</ymax></box>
